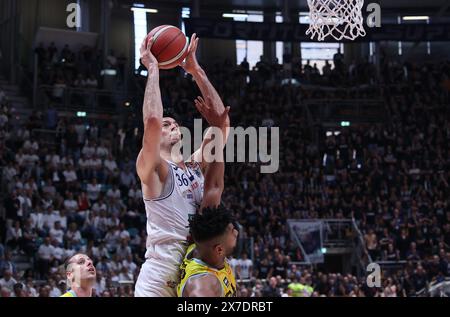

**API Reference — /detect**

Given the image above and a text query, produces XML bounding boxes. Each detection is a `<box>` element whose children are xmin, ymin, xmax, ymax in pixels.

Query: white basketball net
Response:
<box><xmin>306</xmin><ymin>0</ymin><xmax>366</xmax><ymax>41</ymax></box>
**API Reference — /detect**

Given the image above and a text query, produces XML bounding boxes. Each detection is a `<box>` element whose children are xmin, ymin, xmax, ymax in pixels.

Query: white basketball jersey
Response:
<box><xmin>143</xmin><ymin>160</ymin><xmax>204</xmax><ymax>261</ymax></box>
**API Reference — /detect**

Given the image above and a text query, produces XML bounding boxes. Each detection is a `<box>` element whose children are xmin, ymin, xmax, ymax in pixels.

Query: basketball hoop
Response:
<box><xmin>306</xmin><ymin>0</ymin><xmax>366</xmax><ymax>41</ymax></box>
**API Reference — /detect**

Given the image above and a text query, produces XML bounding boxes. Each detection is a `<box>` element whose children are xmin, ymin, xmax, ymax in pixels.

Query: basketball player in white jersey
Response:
<box><xmin>134</xmin><ymin>34</ymin><xmax>230</xmax><ymax>297</ymax></box>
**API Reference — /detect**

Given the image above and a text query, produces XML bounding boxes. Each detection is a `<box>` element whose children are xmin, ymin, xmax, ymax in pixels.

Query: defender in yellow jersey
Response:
<box><xmin>60</xmin><ymin>253</ymin><xmax>96</xmax><ymax>297</ymax></box>
<box><xmin>177</xmin><ymin>207</ymin><xmax>238</xmax><ymax>297</ymax></box>
<box><xmin>178</xmin><ymin>244</ymin><xmax>237</xmax><ymax>297</ymax></box>
<box><xmin>173</xmin><ymin>97</ymin><xmax>236</xmax><ymax>297</ymax></box>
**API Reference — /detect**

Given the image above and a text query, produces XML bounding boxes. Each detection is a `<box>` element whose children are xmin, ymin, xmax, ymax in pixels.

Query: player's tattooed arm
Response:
<box><xmin>136</xmin><ymin>36</ymin><xmax>168</xmax><ymax>195</ymax></box>
<box><xmin>140</xmin><ymin>36</ymin><xmax>162</xmax><ymax>122</ymax></box>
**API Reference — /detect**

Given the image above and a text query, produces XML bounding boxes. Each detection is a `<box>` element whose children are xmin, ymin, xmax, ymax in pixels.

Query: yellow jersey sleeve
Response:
<box><xmin>177</xmin><ymin>244</ymin><xmax>237</xmax><ymax>297</ymax></box>
<box><xmin>60</xmin><ymin>290</ymin><xmax>76</xmax><ymax>297</ymax></box>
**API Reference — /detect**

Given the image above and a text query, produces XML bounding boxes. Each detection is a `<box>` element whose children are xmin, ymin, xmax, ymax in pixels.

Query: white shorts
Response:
<box><xmin>134</xmin><ymin>243</ymin><xmax>187</xmax><ymax>297</ymax></box>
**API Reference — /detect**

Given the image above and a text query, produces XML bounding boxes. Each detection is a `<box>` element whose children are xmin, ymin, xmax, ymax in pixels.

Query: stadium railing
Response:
<box><xmin>302</xmin><ymin>98</ymin><xmax>386</xmax><ymax>125</ymax></box>
<box><xmin>376</xmin><ymin>260</ymin><xmax>407</xmax><ymax>270</ymax></box>
<box><xmin>352</xmin><ymin>218</ymin><xmax>372</xmax><ymax>276</ymax></box>
<box><xmin>287</xmin><ymin>219</ymin><xmax>371</xmax><ymax>278</ymax></box>
<box><xmin>36</xmin><ymin>85</ymin><xmax>128</xmax><ymax>115</ymax></box>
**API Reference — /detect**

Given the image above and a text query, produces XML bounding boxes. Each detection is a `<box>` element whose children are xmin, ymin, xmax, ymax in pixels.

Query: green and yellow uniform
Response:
<box><xmin>60</xmin><ymin>290</ymin><xmax>77</xmax><ymax>297</ymax></box>
<box><xmin>177</xmin><ymin>244</ymin><xmax>237</xmax><ymax>297</ymax></box>
<box><xmin>288</xmin><ymin>282</ymin><xmax>314</xmax><ymax>297</ymax></box>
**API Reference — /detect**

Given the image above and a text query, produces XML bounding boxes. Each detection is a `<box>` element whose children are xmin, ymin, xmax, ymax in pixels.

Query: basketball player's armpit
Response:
<box><xmin>136</xmin><ymin>152</ymin><xmax>169</xmax><ymax>198</ymax></box>
<box><xmin>183</xmin><ymin>274</ymin><xmax>222</xmax><ymax>297</ymax></box>
<box><xmin>136</xmin><ymin>118</ymin><xmax>166</xmax><ymax>189</ymax></box>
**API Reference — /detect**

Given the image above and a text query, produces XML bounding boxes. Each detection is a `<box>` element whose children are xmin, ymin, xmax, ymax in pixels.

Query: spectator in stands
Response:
<box><xmin>238</xmin><ymin>252</ymin><xmax>253</xmax><ymax>280</ymax></box>
<box><xmin>122</xmin><ymin>254</ymin><xmax>137</xmax><ymax>273</ymax></box>
<box><xmin>411</xmin><ymin>265</ymin><xmax>428</xmax><ymax>293</ymax></box>
<box><xmin>127</xmin><ymin>183</ymin><xmax>142</xmax><ymax>202</ymax></box>
<box><xmin>37</xmin><ymin>237</ymin><xmax>55</xmax><ymax>278</ymax></box>
<box><xmin>12</xmin><ymin>282</ymin><xmax>26</xmax><ymax>297</ymax></box>
<box><xmin>106</xmin><ymin>184</ymin><xmax>121</xmax><ymax>200</ymax></box>
<box><xmin>38</xmin><ymin>284</ymin><xmax>50</xmax><ymax>297</ymax></box>
<box><xmin>119</xmin><ymin>166</ymin><xmax>136</xmax><ymax>194</ymax></box>
<box><xmin>0</xmin><ymin>252</ymin><xmax>17</xmax><ymax>277</ymax></box>
<box><xmin>406</xmin><ymin>242</ymin><xmax>421</xmax><ymax>261</ymax></box>
<box><xmin>0</xmin><ymin>270</ymin><xmax>17</xmax><ymax>292</ymax></box>
<box><xmin>82</xmin><ymin>140</ymin><xmax>96</xmax><ymax>159</ymax></box>
<box><xmin>96</xmin><ymin>256</ymin><xmax>110</xmax><ymax>275</ymax></box>
<box><xmin>62</xmin><ymin>163</ymin><xmax>78</xmax><ymax>188</ymax></box>
<box><xmin>65</xmin><ymin>223</ymin><xmax>82</xmax><ymax>249</ymax></box>
<box><xmin>228</xmin><ymin>256</ymin><xmax>240</xmax><ymax>279</ymax></box>
<box><xmin>118</xmin><ymin>266</ymin><xmax>133</xmax><ymax>282</ymax></box>
<box><xmin>92</xmin><ymin>196</ymin><xmax>107</xmax><ymax>214</ymax></box>
<box><xmin>50</xmin><ymin>239</ymin><xmax>64</xmax><ymax>264</ymax></box>
<box><xmin>1</xmin><ymin>52</ymin><xmax>449</xmax><ymax>296</ymax></box>
<box><xmin>49</xmin><ymin>222</ymin><xmax>64</xmax><ymax>246</ymax></box>
<box><xmin>48</xmin><ymin>278</ymin><xmax>62</xmax><ymax>297</ymax></box>
<box><xmin>5</xmin><ymin>221</ymin><xmax>23</xmax><ymax>251</ymax></box>
<box><xmin>104</xmin><ymin>153</ymin><xmax>118</xmax><ymax>177</ymax></box>
<box><xmin>1</xmin><ymin>287</ymin><xmax>11</xmax><ymax>297</ymax></box>
<box><xmin>262</xmin><ymin>276</ymin><xmax>281</xmax><ymax>297</ymax></box>
<box><xmin>86</xmin><ymin>178</ymin><xmax>102</xmax><ymax>203</ymax></box>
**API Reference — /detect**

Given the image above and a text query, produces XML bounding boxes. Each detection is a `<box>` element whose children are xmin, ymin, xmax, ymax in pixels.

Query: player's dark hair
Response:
<box><xmin>64</xmin><ymin>254</ymin><xmax>78</xmax><ymax>272</ymax></box>
<box><xmin>163</xmin><ymin>107</ymin><xmax>181</xmax><ymax>124</ymax></box>
<box><xmin>189</xmin><ymin>206</ymin><xmax>234</xmax><ymax>243</ymax></box>
<box><xmin>64</xmin><ymin>253</ymin><xmax>85</xmax><ymax>271</ymax></box>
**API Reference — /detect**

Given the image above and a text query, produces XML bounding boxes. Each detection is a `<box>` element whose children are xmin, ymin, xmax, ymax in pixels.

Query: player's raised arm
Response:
<box><xmin>181</xmin><ymin>34</ymin><xmax>230</xmax><ymax>172</ymax></box>
<box><xmin>182</xmin><ymin>273</ymin><xmax>223</xmax><ymax>297</ymax></box>
<box><xmin>136</xmin><ymin>37</ymin><xmax>168</xmax><ymax>197</ymax></box>
<box><xmin>195</xmin><ymin>96</ymin><xmax>230</xmax><ymax>211</ymax></box>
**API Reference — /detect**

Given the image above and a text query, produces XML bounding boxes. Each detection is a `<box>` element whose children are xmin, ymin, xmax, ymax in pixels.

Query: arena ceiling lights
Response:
<box><xmin>402</xmin><ymin>16</ymin><xmax>430</xmax><ymax>21</ymax></box>
<box><xmin>222</xmin><ymin>13</ymin><xmax>249</xmax><ymax>19</ymax></box>
<box><xmin>130</xmin><ymin>3</ymin><xmax>158</xmax><ymax>13</ymax></box>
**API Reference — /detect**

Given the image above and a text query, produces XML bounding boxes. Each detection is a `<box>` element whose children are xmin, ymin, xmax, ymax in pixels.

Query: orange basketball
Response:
<box><xmin>147</xmin><ymin>25</ymin><xmax>189</xmax><ymax>70</ymax></box>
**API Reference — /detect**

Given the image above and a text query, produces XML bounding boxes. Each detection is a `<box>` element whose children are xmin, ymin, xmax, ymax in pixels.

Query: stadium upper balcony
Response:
<box><xmin>36</xmin><ymin>85</ymin><xmax>128</xmax><ymax>116</ymax></box>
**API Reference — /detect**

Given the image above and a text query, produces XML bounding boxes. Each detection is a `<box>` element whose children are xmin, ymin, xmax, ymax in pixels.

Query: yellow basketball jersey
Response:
<box><xmin>60</xmin><ymin>290</ymin><xmax>77</xmax><ymax>297</ymax></box>
<box><xmin>177</xmin><ymin>244</ymin><xmax>237</xmax><ymax>297</ymax></box>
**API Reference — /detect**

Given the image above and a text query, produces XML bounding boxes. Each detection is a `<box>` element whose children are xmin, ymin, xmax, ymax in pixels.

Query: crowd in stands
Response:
<box><xmin>35</xmin><ymin>42</ymin><xmax>101</xmax><ymax>89</ymax></box>
<box><xmin>0</xmin><ymin>46</ymin><xmax>449</xmax><ymax>296</ymax></box>
<box><xmin>34</xmin><ymin>42</ymin><xmax>128</xmax><ymax>104</ymax></box>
